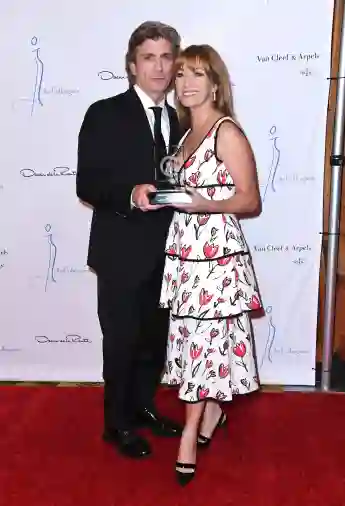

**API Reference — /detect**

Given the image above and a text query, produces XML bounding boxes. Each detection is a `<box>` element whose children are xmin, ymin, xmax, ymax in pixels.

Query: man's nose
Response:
<box><xmin>155</xmin><ymin>58</ymin><xmax>163</xmax><ymax>71</ymax></box>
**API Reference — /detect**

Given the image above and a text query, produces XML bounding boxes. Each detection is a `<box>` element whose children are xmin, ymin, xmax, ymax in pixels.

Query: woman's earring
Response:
<box><xmin>212</xmin><ymin>89</ymin><xmax>217</xmax><ymax>102</ymax></box>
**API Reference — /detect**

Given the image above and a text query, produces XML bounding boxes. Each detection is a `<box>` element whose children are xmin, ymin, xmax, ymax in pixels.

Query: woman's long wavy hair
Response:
<box><xmin>174</xmin><ymin>45</ymin><xmax>236</xmax><ymax>131</ymax></box>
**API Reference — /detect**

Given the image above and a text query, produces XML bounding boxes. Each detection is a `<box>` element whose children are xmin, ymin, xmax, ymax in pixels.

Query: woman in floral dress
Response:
<box><xmin>159</xmin><ymin>44</ymin><xmax>262</xmax><ymax>485</ymax></box>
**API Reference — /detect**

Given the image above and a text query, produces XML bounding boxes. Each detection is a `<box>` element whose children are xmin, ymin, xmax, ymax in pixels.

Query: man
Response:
<box><xmin>76</xmin><ymin>21</ymin><xmax>182</xmax><ymax>458</ymax></box>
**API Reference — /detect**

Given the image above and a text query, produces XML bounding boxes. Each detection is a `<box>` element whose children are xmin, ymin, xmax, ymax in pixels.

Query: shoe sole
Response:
<box><xmin>150</xmin><ymin>427</ymin><xmax>182</xmax><ymax>437</ymax></box>
<box><xmin>102</xmin><ymin>434</ymin><xmax>152</xmax><ymax>458</ymax></box>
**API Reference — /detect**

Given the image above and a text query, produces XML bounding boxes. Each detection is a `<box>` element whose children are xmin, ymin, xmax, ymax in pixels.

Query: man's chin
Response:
<box><xmin>150</xmin><ymin>80</ymin><xmax>168</xmax><ymax>90</ymax></box>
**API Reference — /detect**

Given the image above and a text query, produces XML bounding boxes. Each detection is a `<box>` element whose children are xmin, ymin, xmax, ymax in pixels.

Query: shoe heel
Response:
<box><xmin>218</xmin><ymin>412</ymin><xmax>228</xmax><ymax>440</ymax></box>
<box><xmin>175</xmin><ymin>461</ymin><xmax>196</xmax><ymax>486</ymax></box>
<box><xmin>217</xmin><ymin>411</ymin><xmax>228</xmax><ymax>430</ymax></box>
<box><xmin>197</xmin><ymin>411</ymin><xmax>227</xmax><ymax>448</ymax></box>
<box><xmin>197</xmin><ymin>434</ymin><xmax>211</xmax><ymax>448</ymax></box>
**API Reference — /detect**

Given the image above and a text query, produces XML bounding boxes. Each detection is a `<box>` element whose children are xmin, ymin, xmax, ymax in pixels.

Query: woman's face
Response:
<box><xmin>175</xmin><ymin>62</ymin><xmax>215</xmax><ymax>109</ymax></box>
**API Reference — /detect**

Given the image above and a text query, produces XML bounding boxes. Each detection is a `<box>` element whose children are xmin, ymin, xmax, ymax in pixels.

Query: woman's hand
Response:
<box><xmin>172</xmin><ymin>186</ymin><xmax>212</xmax><ymax>213</ymax></box>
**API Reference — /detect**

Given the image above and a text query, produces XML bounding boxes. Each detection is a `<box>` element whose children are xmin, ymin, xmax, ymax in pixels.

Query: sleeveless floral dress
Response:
<box><xmin>160</xmin><ymin>117</ymin><xmax>262</xmax><ymax>402</ymax></box>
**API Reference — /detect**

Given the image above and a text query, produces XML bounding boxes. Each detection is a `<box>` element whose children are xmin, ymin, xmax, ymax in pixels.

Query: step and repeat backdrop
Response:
<box><xmin>0</xmin><ymin>0</ymin><xmax>334</xmax><ymax>383</ymax></box>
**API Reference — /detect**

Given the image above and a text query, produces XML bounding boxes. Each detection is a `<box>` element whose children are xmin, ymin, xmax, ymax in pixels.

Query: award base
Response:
<box><xmin>149</xmin><ymin>188</ymin><xmax>192</xmax><ymax>205</ymax></box>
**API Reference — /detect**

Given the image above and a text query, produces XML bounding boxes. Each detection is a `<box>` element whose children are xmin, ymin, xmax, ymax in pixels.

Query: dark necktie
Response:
<box><xmin>150</xmin><ymin>106</ymin><xmax>167</xmax><ymax>170</ymax></box>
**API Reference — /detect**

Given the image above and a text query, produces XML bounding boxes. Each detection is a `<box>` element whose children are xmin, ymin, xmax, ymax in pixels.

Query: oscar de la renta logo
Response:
<box><xmin>98</xmin><ymin>70</ymin><xmax>126</xmax><ymax>81</ymax></box>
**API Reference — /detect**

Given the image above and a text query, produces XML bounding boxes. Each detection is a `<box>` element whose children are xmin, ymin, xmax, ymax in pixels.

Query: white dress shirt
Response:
<box><xmin>130</xmin><ymin>85</ymin><xmax>171</xmax><ymax>207</ymax></box>
<box><xmin>133</xmin><ymin>84</ymin><xmax>170</xmax><ymax>150</ymax></box>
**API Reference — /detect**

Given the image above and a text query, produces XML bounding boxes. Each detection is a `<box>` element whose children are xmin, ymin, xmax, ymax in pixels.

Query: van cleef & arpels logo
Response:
<box><xmin>257</xmin><ymin>51</ymin><xmax>319</xmax><ymax>64</ymax></box>
<box><xmin>253</xmin><ymin>243</ymin><xmax>312</xmax><ymax>266</ymax></box>
<box><xmin>0</xmin><ymin>248</ymin><xmax>8</xmax><ymax>271</ymax></box>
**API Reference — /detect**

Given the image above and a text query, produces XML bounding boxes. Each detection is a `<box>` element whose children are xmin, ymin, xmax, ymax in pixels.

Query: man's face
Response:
<box><xmin>130</xmin><ymin>38</ymin><xmax>175</xmax><ymax>101</ymax></box>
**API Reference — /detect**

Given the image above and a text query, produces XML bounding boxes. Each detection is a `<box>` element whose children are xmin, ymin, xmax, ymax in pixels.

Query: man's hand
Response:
<box><xmin>132</xmin><ymin>184</ymin><xmax>164</xmax><ymax>212</ymax></box>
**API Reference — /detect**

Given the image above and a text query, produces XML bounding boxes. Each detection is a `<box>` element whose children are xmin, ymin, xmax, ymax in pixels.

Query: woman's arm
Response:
<box><xmin>207</xmin><ymin>121</ymin><xmax>261</xmax><ymax>214</ymax></box>
<box><xmin>174</xmin><ymin>121</ymin><xmax>261</xmax><ymax>215</ymax></box>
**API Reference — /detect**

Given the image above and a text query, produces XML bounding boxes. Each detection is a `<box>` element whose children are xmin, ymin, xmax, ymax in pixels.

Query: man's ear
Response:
<box><xmin>129</xmin><ymin>61</ymin><xmax>136</xmax><ymax>77</ymax></box>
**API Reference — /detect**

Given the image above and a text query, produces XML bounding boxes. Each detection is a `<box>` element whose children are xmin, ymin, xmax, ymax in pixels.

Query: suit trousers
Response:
<box><xmin>97</xmin><ymin>260</ymin><xmax>169</xmax><ymax>430</ymax></box>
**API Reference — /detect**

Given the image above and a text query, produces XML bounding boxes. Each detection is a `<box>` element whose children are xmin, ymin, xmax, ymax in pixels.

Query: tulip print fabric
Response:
<box><xmin>160</xmin><ymin>117</ymin><xmax>262</xmax><ymax>402</ymax></box>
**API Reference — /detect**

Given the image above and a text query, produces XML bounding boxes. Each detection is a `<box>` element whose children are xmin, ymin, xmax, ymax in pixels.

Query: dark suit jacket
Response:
<box><xmin>76</xmin><ymin>87</ymin><xmax>181</xmax><ymax>282</ymax></box>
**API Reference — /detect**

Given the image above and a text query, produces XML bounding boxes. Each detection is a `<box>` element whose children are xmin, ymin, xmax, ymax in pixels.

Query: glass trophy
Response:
<box><xmin>149</xmin><ymin>147</ymin><xmax>193</xmax><ymax>205</ymax></box>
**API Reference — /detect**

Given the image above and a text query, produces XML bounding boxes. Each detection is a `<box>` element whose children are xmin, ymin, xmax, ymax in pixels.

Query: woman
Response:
<box><xmin>159</xmin><ymin>44</ymin><xmax>262</xmax><ymax>485</ymax></box>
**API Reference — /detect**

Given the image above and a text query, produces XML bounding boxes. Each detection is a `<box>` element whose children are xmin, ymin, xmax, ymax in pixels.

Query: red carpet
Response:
<box><xmin>1</xmin><ymin>387</ymin><xmax>345</xmax><ymax>506</ymax></box>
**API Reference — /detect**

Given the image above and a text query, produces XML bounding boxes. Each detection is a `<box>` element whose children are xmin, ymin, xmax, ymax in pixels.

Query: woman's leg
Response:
<box><xmin>198</xmin><ymin>400</ymin><xmax>223</xmax><ymax>439</ymax></box>
<box><xmin>177</xmin><ymin>401</ymin><xmax>205</xmax><ymax>471</ymax></box>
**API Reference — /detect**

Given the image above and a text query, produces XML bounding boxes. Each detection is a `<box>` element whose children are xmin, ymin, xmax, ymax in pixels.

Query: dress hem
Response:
<box><xmin>160</xmin><ymin>306</ymin><xmax>262</xmax><ymax>320</ymax></box>
<box><xmin>165</xmin><ymin>249</ymin><xmax>249</xmax><ymax>262</ymax></box>
<box><xmin>161</xmin><ymin>381</ymin><xmax>260</xmax><ymax>403</ymax></box>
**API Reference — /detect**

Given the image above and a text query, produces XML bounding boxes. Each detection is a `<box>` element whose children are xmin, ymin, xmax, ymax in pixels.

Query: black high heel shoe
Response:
<box><xmin>197</xmin><ymin>411</ymin><xmax>227</xmax><ymax>448</ymax></box>
<box><xmin>175</xmin><ymin>461</ymin><xmax>196</xmax><ymax>486</ymax></box>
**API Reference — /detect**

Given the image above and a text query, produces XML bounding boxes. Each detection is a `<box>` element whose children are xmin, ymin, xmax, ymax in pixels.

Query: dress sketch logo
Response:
<box><xmin>259</xmin><ymin>305</ymin><xmax>276</xmax><ymax>368</ymax></box>
<box><xmin>30</xmin><ymin>224</ymin><xmax>89</xmax><ymax>292</ymax></box>
<box><xmin>45</xmin><ymin>224</ymin><xmax>57</xmax><ymax>291</ymax></box>
<box><xmin>13</xmin><ymin>36</ymin><xmax>79</xmax><ymax>115</ymax></box>
<box><xmin>261</xmin><ymin>125</ymin><xmax>281</xmax><ymax>202</ymax></box>
<box><xmin>31</xmin><ymin>36</ymin><xmax>44</xmax><ymax>115</ymax></box>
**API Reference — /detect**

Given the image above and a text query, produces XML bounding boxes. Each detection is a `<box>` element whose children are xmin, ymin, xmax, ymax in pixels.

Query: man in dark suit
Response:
<box><xmin>76</xmin><ymin>21</ymin><xmax>182</xmax><ymax>458</ymax></box>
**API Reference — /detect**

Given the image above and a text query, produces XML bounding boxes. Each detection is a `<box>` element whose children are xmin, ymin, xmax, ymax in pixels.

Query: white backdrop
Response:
<box><xmin>0</xmin><ymin>0</ymin><xmax>334</xmax><ymax>384</ymax></box>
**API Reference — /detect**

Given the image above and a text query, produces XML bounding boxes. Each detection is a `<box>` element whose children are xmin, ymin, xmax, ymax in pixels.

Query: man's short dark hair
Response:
<box><xmin>126</xmin><ymin>21</ymin><xmax>181</xmax><ymax>84</ymax></box>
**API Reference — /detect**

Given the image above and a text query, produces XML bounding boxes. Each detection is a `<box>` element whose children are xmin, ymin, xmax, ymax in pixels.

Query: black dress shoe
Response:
<box><xmin>175</xmin><ymin>461</ymin><xmax>196</xmax><ymax>486</ymax></box>
<box><xmin>103</xmin><ymin>428</ymin><xmax>151</xmax><ymax>458</ymax></box>
<box><xmin>197</xmin><ymin>411</ymin><xmax>227</xmax><ymax>448</ymax></box>
<box><xmin>136</xmin><ymin>408</ymin><xmax>182</xmax><ymax>437</ymax></box>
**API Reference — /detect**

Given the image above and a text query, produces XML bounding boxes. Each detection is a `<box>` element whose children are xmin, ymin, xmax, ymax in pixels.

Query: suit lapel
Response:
<box><xmin>125</xmin><ymin>87</ymin><xmax>154</xmax><ymax>151</ymax></box>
